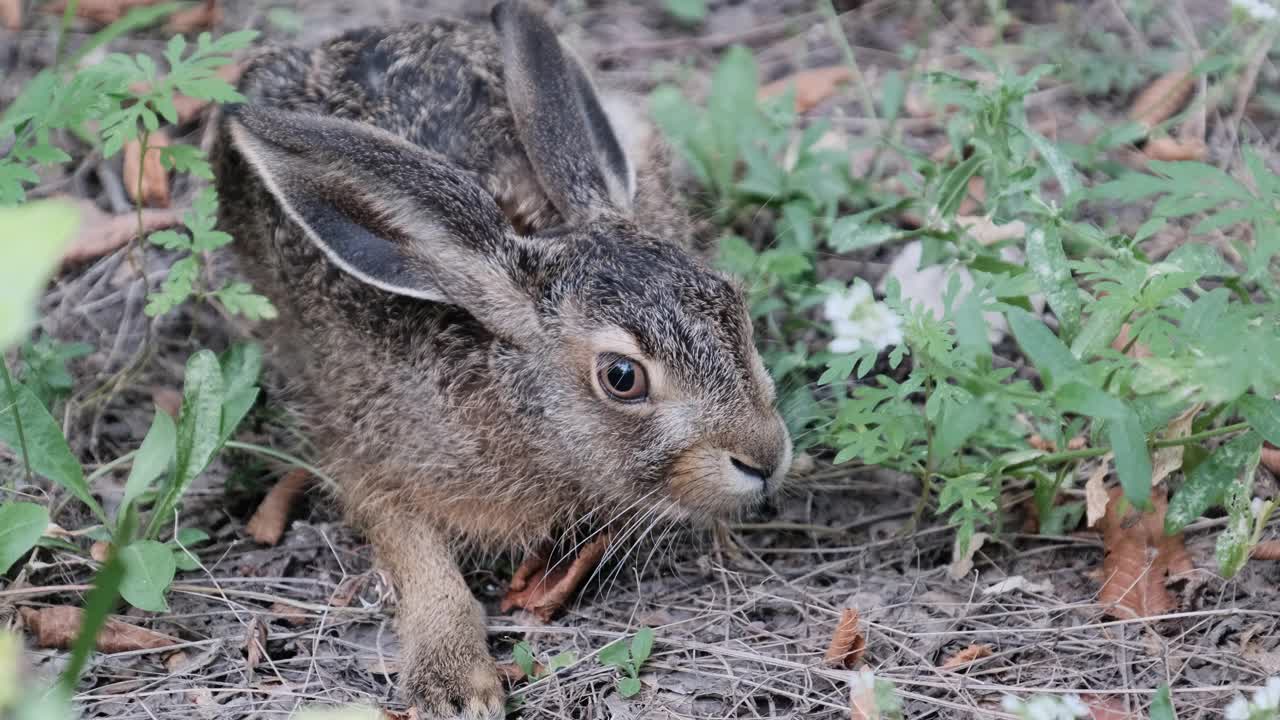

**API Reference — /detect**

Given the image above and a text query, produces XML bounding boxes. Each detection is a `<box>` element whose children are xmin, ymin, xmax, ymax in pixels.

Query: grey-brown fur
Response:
<box><xmin>213</xmin><ymin>3</ymin><xmax>790</xmax><ymax>717</ymax></box>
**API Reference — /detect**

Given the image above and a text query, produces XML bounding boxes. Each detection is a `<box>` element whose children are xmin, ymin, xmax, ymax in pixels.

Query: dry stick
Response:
<box><xmin>1227</xmin><ymin>25</ymin><xmax>1279</xmax><ymax>153</ymax></box>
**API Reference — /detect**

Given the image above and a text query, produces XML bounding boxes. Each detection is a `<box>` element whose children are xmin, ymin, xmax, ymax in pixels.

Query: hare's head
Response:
<box><xmin>226</xmin><ymin>1</ymin><xmax>791</xmax><ymax>520</ymax></box>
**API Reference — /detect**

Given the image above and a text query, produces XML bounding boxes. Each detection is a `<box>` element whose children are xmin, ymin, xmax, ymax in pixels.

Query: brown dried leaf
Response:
<box><xmin>957</xmin><ymin>215</ymin><xmax>1026</xmax><ymax>246</ymax></box>
<box><xmin>245</xmin><ymin>469</ymin><xmax>309</xmax><ymax>546</ymax></box>
<box><xmin>122</xmin><ymin>133</ymin><xmax>171</xmax><ymax>208</ymax></box>
<box><xmin>243</xmin><ymin>616</ymin><xmax>267</xmax><ymax>676</ymax></box>
<box><xmin>824</xmin><ymin>608</ymin><xmax>866</xmax><ymax>669</ymax></box>
<box><xmin>20</xmin><ymin>606</ymin><xmax>177</xmax><ymax>653</ymax></box>
<box><xmin>60</xmin><ymin>197</ymin><xmax>182</xmax><ymax>265</ymax></box>
<box><xmin>268</xmin><ymin>602</ymin><xmax>309</xmax><ymax>627</ymax></box>
<box><xmin>1083</xmin><ymin>695</ymin><xmax>1134</xmax><ymax>720</ymax></box>
<box><xmin>1143</xmin><ymin>136</ymin><xmax>1207</xmax><ymax>162</ymax></box>
<box><xmin>1261</xmin><ymin>444</ymin><xmax>1280</xmax><ymax>475</ymax></box>
<box><xmin>850</xmin><ymin>677</ymin><xmax>878</xmax><ymax>720</ymax></box>
<box><xmin>947</xmin><ymin>531</ymin><xmax>988</xmax><ymax>580</ymax></box>
<box><xmin>0</xmin><ymin>0</ymin><xmax>20</xmax><ymax>30</ymax></box>
<box><xmin>758</xmin><ymin>66</ymin><xmax>853</xmax><ymax>113</ymax></box>
<box><xmin>1252</xmin><ymin>540</ymin><xmax>1280</xmax><ymax>560</ymax></box>
<box><xmin>165</xmin><ymin>0</ymin><xmax>219</xmax><ymax>33</ymax></box>
<box><xmin>45</xmin><ymin>0</ymin><xmax>167</xmax><ymax>25</ymax></box>
<box><xmin>940</xmin><ymin>643</ymin><xmax>993</xmax><ymax>669</ymax></box>
<box><xmin>1097</xmin><ymin>486</ymin><xmax>1191</xmax><ymax>619</ymax></box>
<box><xmin>89</xmin><ymin>540</ymin><xmax>110</xmax><ymax>563</ymax></box>
<box><xmin>1028</xmin><ymin>434</ymin><xmax>1055</xmax><ymax>452</ymax></box>
<box><xmin>1151</xmin><ymin>403</ymin><xmax>1203</xmax><ymax>487</ymax></box>
<box><xmin>1128</xmin><ymin>69</ymin><xmax>1194</xmax><ymax>131</ymax></box>
<box><xmin>500</xmin><ymin>533</ymin><xmax>611</xmax><ymax>623</ymax></box>
<box><xmin>151</xmin><ymin>387</ymin><xmax>182</xmax><ymax>418</ymax></box>
<box><xmin>1085</xmin><ymin>453</ymin><xmax>1114</xmax><ymax>528</ymax></box>
<box><xmin>1110</xmin><ymin>323</ymin><xmax>1151</xmax><ymax>359</ymax></box>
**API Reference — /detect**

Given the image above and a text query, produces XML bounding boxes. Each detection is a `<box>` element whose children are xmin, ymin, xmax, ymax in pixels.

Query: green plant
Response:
<box><xmin>513</xmin><ymin>641</ymin><xmax>577</xmax><ymax>681</ymax></box>
<box><xmin>598</xmin><ymin>627</ymin><xmax>654</xmax><ymax>698</ymax></box>
<box><xmin>653</xmin><ymin>37</ymin><xmax>1280</xmax><ymax>575</ymax></box>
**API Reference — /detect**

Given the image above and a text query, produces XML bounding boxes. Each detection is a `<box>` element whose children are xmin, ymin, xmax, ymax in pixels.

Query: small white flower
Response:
<box><xmin>1256</xmin><ymin>675</ymin><xmax>1280</xmax><ymax>710</ymax></box>
<box><xmin>1061</xmin><ymin>694</ymin><xmax>1089</xmax><ymax>717</ymax></box>
<box><xmin>1253</xmin><ymin>497</ymin><xmax>1267</xmax><ymax>521</ymax></box>
<box><xmin>1225</xmin><ymin>695</ymin><xmax>1250</xmax><ymax>720</ymax></box>
<box><xmin>823</xmin><ymin>279</ymin><xmax>904</xmax><ymax>354</ymax></box>
<box><xmin>1234</xmin><ymin>0</ymin><xmax>1279</xmax><ymax>22</ymax></box>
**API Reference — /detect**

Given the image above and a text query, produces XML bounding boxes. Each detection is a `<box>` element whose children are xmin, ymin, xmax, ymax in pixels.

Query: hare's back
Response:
<box><xmin>238</xmin><ymin>21</ymin><xmax>520</xmax><ymax>176</ymax></box>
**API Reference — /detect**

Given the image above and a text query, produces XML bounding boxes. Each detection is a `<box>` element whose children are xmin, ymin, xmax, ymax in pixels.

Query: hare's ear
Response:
<box><xmin>492</xmin><ymin>0</ymin><xmax>635</xmax><ymax>223</ymax></box>
<box><xmin>227</xmin><ymin>105</ymin><xmax>547</xmax><ymax>343</ymax></box>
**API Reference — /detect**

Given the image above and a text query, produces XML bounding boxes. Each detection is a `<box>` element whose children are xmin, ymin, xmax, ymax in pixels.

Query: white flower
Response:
<box><xmin>1234</xmin><ymin>0</ymin><xmax>1279</xmax><ymax>22</ymax></box>
<box><xmin>1061</xmin><ymin>695</ymin><xmax>1089</xmax><ymax>717</ymax></box>
<box><xmin>1253</xmin><ymin>497</ymin><xmax>1267</xmax><ymax>521</ymax></box>
<box><xmin>823</xmin><ymin>280</ymin><xmax>904</xmax><ymax>354</ymax></box>
<box><xmin>1256</xmin><ymin>676</ymin><xmax>1280</xmax><ymax>710</ymax></box>
<box><xmin>1225</xmin><ymin>695</ymin><xmax>1250</xmax><ymax>720</ymax></box>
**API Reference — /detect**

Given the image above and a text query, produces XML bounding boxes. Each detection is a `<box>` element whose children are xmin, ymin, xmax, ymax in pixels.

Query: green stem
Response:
<box><xmin>86</xmin><ymin>449</ymin><xmax>137</xmax><ymax>485</ymax></box>
<box><xmin>52</xmin><ymin>0</ymin><xmax>82</xmax><ymax>69</ymax></box>
<box><xmin>1</xmin><ymin>358</ymin><xmax>33</xmax><ymax>490</ymax></box>
<box><xmin>224</xmin><ymin>441</ymin><xmax>338</xmax><ymax>488</ymax></box>
<box><xmin>1022</xmin><ymin>421</ymin><xmax>1252</xmax><ymax>468</ymax></box>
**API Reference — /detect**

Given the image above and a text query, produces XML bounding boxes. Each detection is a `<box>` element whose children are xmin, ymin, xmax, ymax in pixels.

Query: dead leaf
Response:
<box><xmin>497</xmin><ymin>662</ymin><xmax>531</xmax><ymax>684</ymax></box>
<box><xmin>1129</xmin><ymin>69</ymin><xmax>1194</xmax><ymax>131</ymax></box>
<box><xmin>45</xmin><ymin>0</ymin><xmax>166</xmax><ymax>25</ymax></box>
<box><xmin>1082</xmin><ymin>695</ymin><xmax>1133</xmax><ymax>720</ymax></box>
<box><xmin>1261</xmin><ymin>444</ymin><xmax>1280</xmax><ymax>475</ymax></box>
<box><xmin>165</xmin><ymin>0</ymin><xmax>219</xmax><ymax>33</ymax></box>
<box><xmin>122</xmin><ymin>133</ymin><xmax>171</xmax><ymax>208</ymax></box>
<box><xmin>0</xmin><ymin>0</ymin><xmax>20</xmax><ymax>30</ymax></box>
<box><xmin>1097</xmin><ymin>486</ymin><xmax>1192</xmax><ymax>619</ymax></box>
<box><xmin>243</xmin><ymin>616</ymin><xmax>267</xmax><ymax>677</ymax></box>
<box><xmin>824</xmin><ymin>608</ymin><xmax>865</xmax><ymax>669</ymax></box>
<box><xmin>246</xmin><ymin>469</ymin><xmax>309</xmax><ymax>546</ymax></box>
<box><xmin>940</xmin><ymin>643</ymin><xmax>992</xmax><ymax>669</ymax></box>
<box><xmin>268</xmin><ymin>602</ymin><xmax>309</xmax><ymax>627</ymax></box>
<box><xmin>1252</xmin><ymin>540</ymin><xmax>1280</xmax><ymax>560</ymax></box>
<box><xmin>1151</xmin><ymin>404</ymin><xmax>1203</xmax><ymax>487</ymax></box>
<box><xmin>956</xmin><ymin>216</ymin><xmax>1026</xmax><ymax>246</ymax></box>
<box><xmin>758</xmin><ymin>66</ymin><xmax>853</xmax><ymax>113</ymax></box>
<box><xmin>1110</xmin><ymin>323</ymin><xmax>1152</xmax><ymax>359</ymax></box>
<box><xmin>947</xmin><ymin>531</ymin><xmax>989</xmax><ymax>580</ymax></box>
<box><xmin>1085</xmin><ymin>454</ymin><xmax>1114</xmax><ymax>528</ymax></box>
<box><xmin>500</xmin><ymin>533</ymin><xmax>611</xmax><ymax>623</ymax></box>
<box><xmin>151</xmin><ymin>387</ymin><xmax>182</xmax><ymax>418</ymax></box>
<box><xmin>1028</xmin><ymin>434</ymin><xmax>1055</xmax><ymax>452</ymax></box>
<box><xmin>20</xmin><ymin>606</ymin><xmax>178</xmax><ymax>652</ymax></box>
<box><xmin>982</xmin><ymin>576</ymin><xmax>1054</xmax><ymax>596</ymax></box>
<box><xmin>1143</xmin><ymin>136</ymin><xmax>1206</xmax><ymax>162</ymax></box>
<box><xmin>61</xmin><ymin>197</ymin><xmax>183</xmax><ymax>265</ymax></box>
<box><xmin>1067</xmin><ymin>436</ymin><xmax>1087</xmax><ymax>450</ymax></box>
<box><xmin>90</xmin><ymin>540</ymin><xmax>110</xmax><ymax>563</ymax></box>
<box><xmin>850</xmin><ymin>674</ymin><xmax>879</xmax><ymax>720</ymax></box>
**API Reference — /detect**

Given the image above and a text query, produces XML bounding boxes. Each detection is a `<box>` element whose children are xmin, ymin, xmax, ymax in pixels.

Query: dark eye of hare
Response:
<box><xmin>597</xmin><ymin>356</ymin><xmax>648</xmax><ymax>402</ymax></box>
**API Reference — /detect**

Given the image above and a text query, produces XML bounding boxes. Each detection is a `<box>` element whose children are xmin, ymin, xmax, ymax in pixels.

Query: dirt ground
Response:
<box><xmin>3</xmin><ymin>1</ymin><xmax>1280</xmax><ymax>718</ymax></box>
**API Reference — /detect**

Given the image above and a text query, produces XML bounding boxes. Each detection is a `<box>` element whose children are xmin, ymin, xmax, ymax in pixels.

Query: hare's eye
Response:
<box><xmin>597</xmin><ymin>355</ymin><xmax>648</xmax><ymax>402</ymax></box>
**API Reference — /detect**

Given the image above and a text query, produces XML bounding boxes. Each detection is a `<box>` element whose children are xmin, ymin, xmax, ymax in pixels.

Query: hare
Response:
<box><xmin>213</xmin><ymin>2</ymin><xmax>791</xmax><ymax>717</ymax></box>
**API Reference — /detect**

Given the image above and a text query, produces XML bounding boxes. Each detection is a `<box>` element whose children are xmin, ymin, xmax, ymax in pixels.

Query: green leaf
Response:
<box><xmin>119</xmin><ymin>540</ymin><xmax>176</xmax><ymax>612</ymax></box>
<box><xmin>147</xmin><ymin>351</ymin><xmax>224</xmax><ymax>538</ymax></box>
<box><xmin>828</xmin><ymin>220</ymin><xmax>899</xmax><ymax>253</ymax></box>
<box><xmin>664</xmin><ymin>0</ymin><xmax>706</xmax><ymax>24</ymax></box>
<box><xmin>1107</xmin><ymin>408</ymin><xmax>1153</xmax><ymax>508</ymax></box>
<box><xmin>119</xmin><ymin>409</ymin><xmax>177</xmax><ymax>525</ymax></box>
<box><xmin>546</xmin><ymin>651</ymin><xmax>577</xmax><ymax>673</ymax></box>
<box><xmin>1006</xmin><ymin>308</ymin><xmax>1082</xmax><ymax>389</ymax></box>
<box><xmin>1025</xmin><ymin>226</ymin><xmax>1082</xmax><ymax>342</ymax></box>
<box><xmin>1149</xmin><ymin>684</ymin><xmax>1176</xmax><ymax>720</ymax></box>
<box><xmin>597</xmin><ymin>638</ymin><xmax>631</xmax><ymax>670</ymax></box>
<box><xmin>1165</xmin><ymin>242</ymin><xmax>1234</xmax><ymax>278</ymax></box>
<box><xmin>513</xmin><ymin>642</ymin><xmax>536</xmax><ymax>679</ymax></box>
<box><xmin>1018</xmin><ymin>124</ymin><xmax>1080</xmax><ymax>199</ymax></box>
<box><xmin>0</xmin><ymin>199</ymin><xmax>80</xmax><ymax>348</ymax></box>
<box><xmin>213</xmin><ymin>283</ymin><xmax>278</xmax><ymax>321</ymax></box>
<box><xmin>1070</xmin><ymin>303</ymin><xmax>1128</xmax><ymax>359</ymax></box>
<box><xmin>1166</xmin><ymin>431</ymin><xmax>1262</xmax><ymax>533</ymax></box>
<box><xmin>629</xmin><ymin>627</ymin><xmax>654</xmax><ymax>665</ymax></box>
<box><xmin>0</xmin><ymin>382</ymin><xmax>100</xmax><ymax>519</ymax></box>
<box><xmin>617</xmin><ymin>677</ymin><xmax>642</xmax><ymax>698</ymax></box>
<box><xmin>933</xmin><ymin>399</ymin><xmax>990</xmax><ymax>462</ymax></box>
<box><xmin>1239</xmin><ymin>395</ymin><xmax>1280</xmax><ymax>447</ymax></box>
<box><xmin>59</xmin><ymin>545</ymin><xmax>127</xmax><ymax>694</ymax></box>
<box><xmin>0</xmin><ymin>502</ymin><xmax>50</xmax><ymax>575</ymax></box>
<box><xmin>1215</xmin><ymin>484</ymin><xmax>1252</xmax><ymax>579</ymax></box>
<box><xmin>936</xmin><ymin>155</ymin><xmax>983</xmax><ymax>218</ymax></box>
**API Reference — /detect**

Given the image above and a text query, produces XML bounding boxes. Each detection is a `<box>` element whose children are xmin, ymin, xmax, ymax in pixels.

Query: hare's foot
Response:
<box><xmin>402</xmin><ymin>645</ymin><xmax>504</xmax><ymax>720</ymax></box>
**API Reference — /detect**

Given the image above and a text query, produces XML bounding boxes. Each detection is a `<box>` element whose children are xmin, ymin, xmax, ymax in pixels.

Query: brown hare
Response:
<box><xmin>213</xmin><ymin>2</ymin><xmax>791</xmax><ymax>716</ymax></box>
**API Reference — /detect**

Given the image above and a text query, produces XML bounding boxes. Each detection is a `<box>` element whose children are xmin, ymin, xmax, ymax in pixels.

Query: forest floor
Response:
<box><xmin>3</xmin><ymin>1</ymin><xmax>1279</xmax><ymax>718</ymax></box>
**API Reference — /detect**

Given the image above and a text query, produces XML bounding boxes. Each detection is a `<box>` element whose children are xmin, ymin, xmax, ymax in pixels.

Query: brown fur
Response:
<box><xmin>212</xmin><ymin>3</ymin><xmax>790</xmax><ymax>717</ymax></box>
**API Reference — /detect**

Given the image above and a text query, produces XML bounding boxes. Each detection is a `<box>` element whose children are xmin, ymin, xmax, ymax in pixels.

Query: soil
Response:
<box><xmin>2</xmin><ymin>1</ymin><xmax>1279</xmax><ymax>719</ymax></box>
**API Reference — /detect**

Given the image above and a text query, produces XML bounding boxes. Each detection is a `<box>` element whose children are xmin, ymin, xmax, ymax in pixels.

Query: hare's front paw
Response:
<box><xmin>403</xmin><ymin>650</ymin><xmax>504</xmax><ymax>720</ymax></box>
